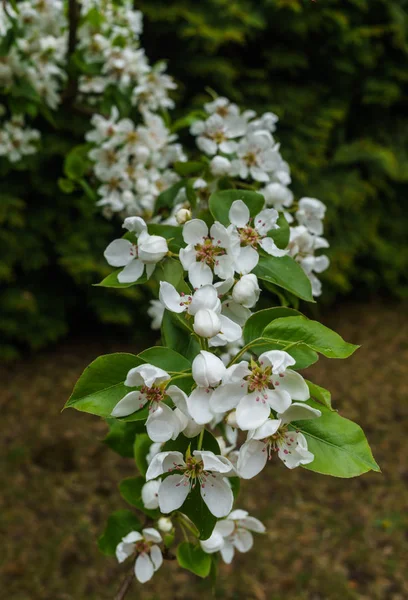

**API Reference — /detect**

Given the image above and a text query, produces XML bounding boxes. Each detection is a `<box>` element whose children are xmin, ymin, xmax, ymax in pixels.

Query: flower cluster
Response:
<box><xmin>86</xmin><ymin>108</ymin><xmax>184</xmax><ymax>217</ymax></box>
<box><xmin>77</xmin><ymin>0</ymin><xmax>176</xmax><ymax>111</ymax></box>
<box><xmin>0</xmin><ymin>111</ymin><xmax>40</xmax><ymax>163</ymax></box>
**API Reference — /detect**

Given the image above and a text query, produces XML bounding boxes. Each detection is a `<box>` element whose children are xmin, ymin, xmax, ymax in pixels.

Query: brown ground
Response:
<box><xmin>1</xmin><ymin>301</ymin><xmax>407</xmax><ymax>600</ymax></box>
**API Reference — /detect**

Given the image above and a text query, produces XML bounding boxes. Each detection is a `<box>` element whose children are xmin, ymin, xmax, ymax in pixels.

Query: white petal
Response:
<box><xmin>122</xmin><ymin>531</ymin><xmax>143</xmax><ymax>543</ymax></box>
<box><xmin>200</xmin><ymin>476</ymin><xmax>233</xmax><ymax>517</ymax></box>
<box><xmin>104</xmin><ymin>239</ymin><xmax>134</xmax><ymax>267</ymax></box>
<box><xmin>235</xmin><ymin>245</ymin><xmax>259</xmax><ymax>274</ymax></box>
<box><xmin>189</xmin><ymin>285</ymin><xmax>220</xmax><ymax>315</ymax></box>
<box><xmin>146</xmin><ymin>405</ymin><xmax>182</xmax><ymax>442</ymax></box>
<box><xmin>239</xmin><ymin>516</ymin><xmax>265</xmax><ymax>533</ymax></box>
<box><xmin>194</xmin><ymin>450</ymin><xmax>233</xmax><ymax>474</ymax></box>
<box><xmin>188</xmin><ymin>261</ymin><xmax>213</xmax><ymax>288</ymax></box>
<box><xmin>220</xmin><ymin>541</ymin><xmax>235</xmax><ymax>564</ymax></box>
<box><xmin>166</xmin><ymin>385</ymin><xmax>189</xmax><ymax>416</ymax></box>
<box><xmin>229</xmin><ymin>200</ymin><xmax>250</xmax><ymax>228</ymax></box>
<box><xmin>117</xmin><ymin>259</ymin><xmax>145</xmax><ymax>283</ymax></box>
<box><xmin>135</xmin><ymin>553</ymin><xmax>154</xmax><ymax>583</ymax></box>
<box><xmin>200</xmin><ymin>530</ymin><xmax>225</xmax><ymax>554</ymax></box>
<box><xmin>259</xmin><ymin>236</ymin><xmax>288</xmax><ymax>257</ymax></box>
<box><xmin>234</xmin><ymin>529</ymin><xmax>253</xmax><ymax>553</ymax></box>
<box><xmin>179</xmin><ymin>246</ymin><xmax>196</xmax><ymax>270</ymax></box>
<box><xmin>116</xmin><ymin>541</ymin><xmax>135</xmax><ymax>563</ymax></box>
<box><xmin>237</xmin><ymin>440</ymin><xmax>268</xmax><ymax>479</ymax></box>
<box><xmin>278</xmin><ymin>370</ymin><xmax>310</xmax><ymax>401</ymax></box>
<box><xmin>158</xmin><ymin>474</ymin><xmax>190</xmax><ymax>512</ymax></box>
<box><xmin>142</xmin><ymin>528</ymin><xmax>162</xmax><ymax>544</ymax></box>
<box><xmin>146</xmin><ymin>451</ymin><xmax>185</xmax><ymax>480</ymax></box>
<box><xmin>141</xmin><ymin>480</ymin><xmax>160</xmax><ymax>509</ymax></box>
<box><xmin>159</xmin><ymin>281</ymin><xmax>184</xmax><ymax>313</ymax></box>
<box><xmin>250</xmin><ymin>418</ymin><xmax>281</xmax><ymax>440</ymax></box>
<box><xmin>123</xmin><ymin>216</ymin><xmax>147</xmax><ymax>234</ymax></box>
<box><xmin>111</xmin><ymin>391</ymin><xmax>145</xmax><ymax>417</ymax></box>
<box><xmin>236</xmin><ymin>393</ymin><xmax>271</xmax><ymax>431</ymax></box>
<box><xmin>186</xmin><ymin>387</ymin><xmax>215</xmax><ymax>424</ymax></box>
<box><xmin>215</xmin><ymin>519</ymin><xmax>235</xmax><ymax>537</ymax></box>
<box><xmin>214</xmin><ymin>255</ymin><xmax>235</xmax><ymax>281</ymax></box>
<box><xmin>259</xmin><ymin>350</ymin><xmax>295</xmax><ymax>374</ymax></box>
<box><xmin>278</xmin><ymin>402</ymin><xmax>321</xmax><ymax>424</ymax></box>
<box><xmin>218</xmin><ymin>315</ymin><xmax>242</xmax><ymax>343</ymax></box>
<box><xmin>125</xmin><ymin>364</ymin><xmax>170</xmax><ymax>388</ymax></box>
<box><xmin>182</xmin><ymin>219</ymin><xmax>208</xmax><ymax>245</ymax></box>
<box><xmin>210</xmin><ymin>222</ymin><xmax>232</xmax><ymax>249</ymax></box>
<box><xmin>192</xmin><ymin>351</ymin><xmax>226</xmax><ymax>388</ymax></box>
<box><xmin>209</xmin><ymin>382</ymin><xmax>245</xmax><ymax>414</ymax></box>
<box><xmin>150</xmin><ymin>545</ymin><xmax>163</xmax><ymax>571</ymax></box>
<box><xmin>265</xmin><ymin>388</ymin><xmax>292</xmax><ymax>413</ymax></box>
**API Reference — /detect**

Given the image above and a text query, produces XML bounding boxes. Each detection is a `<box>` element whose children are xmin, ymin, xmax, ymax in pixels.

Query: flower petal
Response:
<box><xmin>142</xmin><ymin>528</ymin><xmax>162</xmax><ymax>544</ymax></box>
<box><xmin>201</xmin><ymin>475</ymin><xmax>233</xmax><ymax>518</ymax></box>
<box><xmin>235</xmin><ymin>245</ymin><xmax>259</xmax><ymax>274</ymax></box>
<box><xmin>194</xmin><ymin>450</ymin><xmax>233</xmax><ymax>474</ymax></box>
<box><xmin>159</xmin><ymin>281</ymin><xmax>184</xmax><ymax>313</ymax></box>
<box><xmin>182</xmin><ymin>219</ymin><xmax>208</xmax><ymax>245</ymax></box>
<box><xmin>146</xmin><ymin>405</ymin><xmax>182</xmax><ymax>442</ymax></box>
<box><xmin>278</xmin><ymin>370</ymin><xmax>310</xmax><ymax>401</ymax></box>
<box><xmin>265</xmin><ymin>388</ymin><xmax>292</xmax><ymax>413</ymax></box>
<box><xmin>158</xmin><ymin>474</ymin><xmax>190</xmax><ymax>513</ymax></box>
<box><xmin>229</xmin><ymin>200</ymin><xmax>250</xmax><ymax>228</ymax></box>
<box><xmin>117</xmin><ymin>258</ymin><xmax>145</xmax><ymax>283</ymax></box>
<box><xmin>135</xmin><ymin>553</ymin><xmax>154</xmax><ymax>583</ymax></box>
<box><xmin>209</xmin><ymin>382</ymin><xmax>245</xmax><ymax>414</ymax></box>
<box><xmin>186</xmin><ymin>387</ymin><xmax>215</xmax><ymax>424</ymax></box>
<box><xmin>278</xmin><ymin>402</ymin><xmax>321</xmax><ymax>424</ymax></box>
<box><xmin>104</xmin><ymin>239</ymin><xmax>134</xmax><ymax>267</ymax></box>
<box><xmin>146</xmin><ymin>451</ymin><xmax>185</xmax><ymax>480</ymax></box>
<box><xmin>188</xmin><ymin>261</ymin><xmax>213</xmax><ymax>289</ymax></box>
<box><xmin>236</xmin><ymin>393</ymin><xmax>271</xmax><ymax>430</ymax></box>
<box><xmin>239</xmin><ymin>516</ymin><xmax>265</xmax><ymax>533</ymax></box>
<box><xmin>259</xmin><ymin>236</ymin><xmax>287</xmax><ymax>257</ymax></box>
<box><xmin>125</xmin><ymin>364</ymin><xmax>170</xmax><ymax>388</ymax></box>
<box><xmin>220</xmin><ymin>541</ymin><xmax>235</xmax><ymax>564</ymax></box>
<box><xmin>237</xmin><ymin>440</ymin><xmax>267</xmax><ymax>479</ymax></box>
<box><xmin>150</xmin><ymin>545</ymin><xmax>163</xmax><ymax>571</ymax></box>
<box><xmin>111</xmin><ymin>391</ymin><xmax>144</xmax><ymax>417</ymax></box>
<box><xmin>234</xmin><ymin>529</ymin><xmax>253</xmax><ymax>553</ymax></box>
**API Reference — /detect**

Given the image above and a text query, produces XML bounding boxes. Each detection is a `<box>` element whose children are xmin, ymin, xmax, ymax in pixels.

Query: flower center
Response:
<box><xmin>210</xmin><ymin>130</ymin><xmax>227</xmax><ymax>144</ymax></box>
<box><xmin>238</xmin><ymin>225</ymin><xmax>261</xmax><ymax>247</ymax></box>
<box><xmin>179</xmin><ymin>292</ymin><xmax>193</xmax><ymax>309</ymax></box>
<box><xmin>170</xmin><ymin>457</ymin><xmax>214</xmax><ymax>491</ymax></box>
<box><xmin>262</xmin><ymin>425</ymin><xmax>291</xmax><ymax>459</ymax></box>
<box><xmin>135</xmin><ymin>540</ymin><xmax>152</xmax><ymax>555</ymax></box>
<box><xmin>141</xmin><ymin>384</ymin><xmax>166</xmax><ymax>411</ymax></box>
<box><xmin>243</xmin><ymin>150</ymin><xmax>258</xmax><ymax>166</ymax></box>
<box><xmin>195</xmin><ymin>237</ymin><xmax>226</xmax><ymax>268</ymax></box>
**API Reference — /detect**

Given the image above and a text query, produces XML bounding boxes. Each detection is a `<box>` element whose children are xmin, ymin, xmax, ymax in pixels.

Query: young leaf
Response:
<box><xmin>180</xmin><ymin>485</ymin><xmax>217</xmax><ymax>540</ymax></box>
<box><xmin>209</xmin><ymin>189</ymin><xmax>265</xmax><ymax>226</ymax></box>
<box><xmin>263</xmin><ymin>316</ymin><xmax>359</xmax><ymax>358</ymax></box>
<box><xmin>152</xmin><ymin>257</ymin><xmax>184</xmax><ymax>288</ymax></box>
<box><xmin>268</xmin><ymin>212</ymin><xmax>290</xmax><ymax>249</ymax></box>
<box><xmin>174</xmin><ymin>161</ymin><xmax>205</xmax><ymax>177</ymax></box>
<box><xmin>65</xmin><ymin>353</ymin><xmax>143</xmax><ymax>416</ymax></box>
<box><xmin>155</xmin><ymin>180</ymin><xmax>186</xmax><ymax>211</ymax></box>
<box><xmin>98</xmin><ymin>510</ymin><xmax>141</xmax><ymax>556</ymax></box>
<box><xmin>96</xmin><ymin>268</ymin><xmax>148</xmax><ymax>288</ymax></box>
<box><xmin>161</xmin><ymin>310</ymin><xmax>201</xmax><ymax>363</ymax></box>
<box><xmin>177</xmin><ymin>542</ymin><xmax>212</xmax><ymax>578</ymax></box>
<box><xmin>138</xmin><ymin>346</ymin><xmax>191</xmax><ymax>373</ymax></box>
<box><xmin>244</xmin><ymin>307</ymin><xmax>303</xmax><ymax>345</ymax></box>
<box><xmin>306</xmin><ymin>380</ymin><xmax>333</xmax><ymax>410</ymax></box>
<box><xmin>254</xmin><ymin>255</ymin><xmax>314</xmax><ymax>302</ymax></box>
<box><xmin>293</xmin><ymin>400</ymin><xmax>380</xmax><ymax>477</ymax></box>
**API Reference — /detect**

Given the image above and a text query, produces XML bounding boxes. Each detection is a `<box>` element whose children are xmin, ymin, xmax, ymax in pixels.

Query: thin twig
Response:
<box><xmin>114</xmin><ymin>566</ymin><xmax>134</xmax><ymax>600</ymax></box>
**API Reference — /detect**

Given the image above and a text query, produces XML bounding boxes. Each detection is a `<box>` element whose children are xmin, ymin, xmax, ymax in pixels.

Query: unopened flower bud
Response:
<box><xmin>232</xmin><ymin>274</ymin><xmax>261</xmax><ymax>308</ymax></box>
<box><xmin>210</xmin><ymin>155</ymin><xmax>232</xmax><ymax>176</ymax></box>
<box><xmin>192</xmin><ymin>350</ymin><xmax>225</xmax><ymax>388</ymax></box>
<box><xmin>157</xmin><ymin>517</ymin><xmax>173</xmax><ymax>533</ymax></box>
<box><xmin>175</xmin><ymin>208</ymin><xmax>192</xmax><ymax>225</ymax></box>
<box><xmin>193</xmin><ymin>309</ymin><xmax>221</xmax><ymax>339</ymax></box>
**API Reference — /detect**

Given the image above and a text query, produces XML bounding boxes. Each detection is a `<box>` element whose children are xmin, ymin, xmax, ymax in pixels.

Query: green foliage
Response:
<box><xmin>140</xmin><ymin>0</ymin><xmax>408</xmax><ymax>300</ymax></box>
<box><xmin>98</xmin><ymin>509</ymin><xmax>141</xmax><ymax>556</ymax></box>
<box><xmin>177</xmin><ymin>542</ymin><xmax>212</xmax><ymax>578</ymax></box>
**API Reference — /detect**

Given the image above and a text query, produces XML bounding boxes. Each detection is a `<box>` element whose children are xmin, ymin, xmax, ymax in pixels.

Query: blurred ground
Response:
<box><xmin>1</xmin><ymin>301</ymin><xmax>407</xmax><ymax>600</ymax></box>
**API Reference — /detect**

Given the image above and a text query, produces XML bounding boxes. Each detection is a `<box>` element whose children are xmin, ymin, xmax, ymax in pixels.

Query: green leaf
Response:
<box><xmin>174</xmin><ymin>161</ymin><xmax>205</xmax><ymax>177</ymax></box>
<box><xmin>229</xmin><ymin>477</ymin><xmax>240</xmax><ymax>499</ymax></box>
<box><xmin>155</xmin><ymin>180</ymin><xmax>185</xmax><ymax>211</ymax></box>
<box><xmin>119</xmin><ymin>476</ymin><xmax>160</xmax><ymax>519</ymax></box>
<box><xmin>65</xmin><ymin>353</ymin><xmax>143</xmax><ymax>416</ymax></box>
<box><xmin>138</xmin><ymin>346</ymin><xmax>191</xmax><ymax>373</ymax></box>
<box><xmin>177</xmin><ymin>542</ymin><xmax>212</xmax><ymax>578</ymax></box>
<box><xmin>148</xmin><ymin>223</ymin><xmax>184</xmax><ymax>253</ymax></box>
<box><xmin>98</xmin><ymin>510</ymin><xmax>141</xmax><ymax>556</ymax></box>
<box><xmin>96</xmin><ymin>268</ymin><xmax>148</xmax><ymax>288</ymax></box>
<box><xmin>64</xmin><ymin>144</ymin><xmax>91</xmax><ymax>180</ymax></box>
<box><xmin>306</xmin><ymin>380</ymin><xmax>333</xmax><ymax>410</ymax></box>
<box><xmin>134</xmin><ymin>433</ymin><xmax>153</xmax><ymax>477</ymax></box>
<box><xmin>293</xmin><ymin>400</ymin><xmax>380</xmax><ymax>477</ymax></box>
<box><xmin>103</xmin><ymin>419</ymin><xmax>145</xmax><ymax>457</ymax></box>
<box><xmin>161</xmin><ymin>310</ymin><xmax>201</xmax><ymax>363</ymax></box>
<box><xmin>180</xmin><ymin>485</ymin><xmax>217</xmax><ymax>540</ymax></box>
<box><xmin>209</xmin><ymin>189</ymin><xmax>265</xmax><ymax>226</ymax></box>
<box><xmin>57</xmin><ymin>177</ymin><xmax>76</xmax><ymax>194</ymax></box>
<box><xmin>163</xmin><ymin>430</ymin><xmax>220</xmax><ymax>456</ymax></box>
<box><xmin>269</xmin><ymin>212</ymin><xmax>290</xmax><ymax>249</ymax></box>
<box><xmin>152</xmin><ymin>257</ymin><xmax>184</xmax><ymax>288</ymax></box>
<box><xmin>254</xmin><ymin>255</ymin><xmax>314</xmax><ymax>302</ymax></box>
<box><xmin>263</xmin><ymin>316</ymin><xmax>359</xmax><ymax>359</ymax></box>
<box><xmin>244</xmin><ymin>307</ymin><xmax>303</xmax><ymax>345</ymax></box>
<box><xmin>170</xmin><ymin>110</ymin><xmax>207</xmax><ymax>133</ymax></box>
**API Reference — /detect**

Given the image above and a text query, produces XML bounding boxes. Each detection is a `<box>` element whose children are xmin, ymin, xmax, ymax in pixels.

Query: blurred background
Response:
<box><xmin>1</xmin><ymin>1</ymin><xmax>407</xmax><ymax>598</ymax></box>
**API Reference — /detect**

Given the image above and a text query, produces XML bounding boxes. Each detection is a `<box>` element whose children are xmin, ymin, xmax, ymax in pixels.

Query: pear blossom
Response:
<box><xmin>228</xmin><ymin>200</ymin><xmax>287</xmax><ymax>274</ymax></box>
<box><xmin>210</xmin><ymin>155</ymin><xmax>232</xmax><ymax>176</ymax></box>
<box><xmin>232</xmin><ymin>274</ymin><xmax>261</xmax><ymax>308</ymax></box>
<box><xmin>179</xmin><ymin>219</ymin><xmax>240</xmax><ymax>287</ymax></box>
<box><xmin>203</xmin><ymin>97</ymin><xmax>240</xmax><ymax>118</ymax></box>
<box><xmin>296</xmin><ymin>197</ymin><xmax>326</xmax><ymax>236</ymax></box>
<box><xmin>262</xmin><ymin>182</ymin><xmax>294</xmax><ymax>220</ymax></box>
<box><xmin>146</xmin><ymin>450</ymin><xmax>234</xmax><ymax>517</ymax></box>
<box><xmin>116</xmin><ymin>528</ymin><xmax>163</xmax><ymax>584</ymax></box>
<box><xmin>201</xmin><ymin>509</ymin><xmax>265</xmax><ymax>563</ymax></box>
<box><xmin>147</xmin><ymin>299</ymin><xmax>165</xmax><ymax>330</ymax></box>
<box><xmin>235</xmin><ymin>350</ymin><xmax>310</xmax><ymax>431</ymax></box>
<box><xmin>157</xmin><ymin>517</ymin><xmax>173</xmax><ymax>533</ymax></box>
<box><xmin>288</xmin><ymin>225</ymin><xmax>330</xmax><ymax>297</ymax></box>
<box><xmin>230</xmin><ymin>130</ymin><xmax>282</xmax><ymax>182</ymax></box>
<box><xmin>238</xmin><ymin>402</ymin><xmax>321</xmax><ymax>478</ymax></box>
<box><xmin>104</xmin><ymin>217</ymin><xmax>168</xmax><ymax>283</ymax></box>
<box><xmin>190</xmin><ymin>113</ymin><xmax>247</xmax><ymax>156</ymax></box>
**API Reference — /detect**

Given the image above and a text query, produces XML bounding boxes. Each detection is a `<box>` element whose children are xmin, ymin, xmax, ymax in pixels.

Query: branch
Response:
<box><xmin>114</xmin><ymin>566</ymin><xmax>134</xmax><ymax>600</ymax></box>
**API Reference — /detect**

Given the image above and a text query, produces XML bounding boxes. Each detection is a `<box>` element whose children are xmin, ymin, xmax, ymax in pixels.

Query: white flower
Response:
<box><xmin>146</xmin><ymin>450</ymin><xmax>234</xmax><ymax>517</ymax></box>
<box><xmin>191</xmin><ymin>113</ymin><xmax>246</xmax><ymax>156</ymax></box>
<box><xmin>115</xmin><ymin>528</ymin><xmax>163</xmax><ymax>584</ymax></box>
<box><xmin>288</xmin><ymin>225</ymin><xmax>330</xmax><ymax>297</ymax></box>
<box><xmin>175</xmin><ymin>208</ymin><xmax>192</xmax><ymax>224</ymax></box>
<box><xmin>203</xmin><ymin>97</ymin><xmax>240</xmax><ymax>118</ymax></box>
<box><xmin>262</xmin><ymin>182</ymin><xmax>294</xmax><ymax>216</ymax></box>
<box><xmin>230</xmin><ymin>130</ymin><xmax>281</xmax><ymax>182</ymax></box>
<box><xmin>210</xmin><ymin>155</ymin><xmax>232</xmax><ymax>176</ymax></box>
<box><xmin>295</xmin><ymin>197</ymin><xmax>326</xmax><ymax>236</ymax></box>
<box><xmin>179</xmin><ymin>219</ymin><xmax>240</xmax><ymax>287</ymax></box>
<box><xmin>228</xmin><ymin>200</ymin><xmax>287</xmax><ymax>274</ymax></box>
<box><xmin>232</xmin><ymin>274</ymin><xmax>261</xmax><ymax>308</ymax></box>
<box><xmin>104</xmin><ymin>217</ymin><xmax>168</xmax><ymax>283</ymax></box>
<box><xmin>235</xmin><ymin>350</ymin><xmax>310</xmax><ymax>431</ymax></box>
<box><xmin>141</xmin><ymin>480</ymin><xmax>161</xmax><ymax>509</ymax></box>
<box><xmin>193</xmin><ymin>309</ymin><xmax>222</xmax><ymax>338</ymax></box>
<box><xmin>200</xmin><ymin>509</ymin><xmax>265</xmax><ymax>563</ymax></box>
<box><xmin>147</xmin><ymin>300</ymin><xmax>165</xmax><ymax>330</ymax></box>
<box><xmin>237</xmin><ymin>402</ymin><xmax>321</xmax><ymax>478</ymax></box>
<box><xmin>157</xmin><ymin>517</ymin><xmax>173</xmax><ymax>533</ymax></box>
